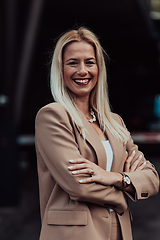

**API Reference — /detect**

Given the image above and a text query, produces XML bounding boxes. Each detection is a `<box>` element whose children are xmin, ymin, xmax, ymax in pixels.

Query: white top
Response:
<box><xmin>101</xmin><ymin>140</ymin><xmax>113</xmax><ymax>172</ymax></box>
<box><xmin>102</xmin><ymin>140</ymin><xmax>114</xmax><ymax>212</ymax></box>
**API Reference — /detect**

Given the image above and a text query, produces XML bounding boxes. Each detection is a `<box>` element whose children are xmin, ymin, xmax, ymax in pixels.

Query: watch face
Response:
<box><xmin>125</xmin><ymin>176</ymin><xmax>131</xmax><ymax>185</ymax></box>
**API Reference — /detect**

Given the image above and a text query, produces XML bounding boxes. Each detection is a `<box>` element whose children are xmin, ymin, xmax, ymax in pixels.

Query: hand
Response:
<box><xmin>68</xmin><ymin>158</ymin><xmax>121</xmax><ymax>186</ymax></box>
<box><xmin>124</xmin><ymin>150</ymin><xmax>146</xmax><ymax>173</ymax></box>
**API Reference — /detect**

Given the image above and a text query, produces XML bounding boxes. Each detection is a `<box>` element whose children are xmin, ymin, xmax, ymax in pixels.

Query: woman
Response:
<box><xmin>35</xmin><ymin>27</ymin><xmax>159</xmax><ymax>240</ymax></box>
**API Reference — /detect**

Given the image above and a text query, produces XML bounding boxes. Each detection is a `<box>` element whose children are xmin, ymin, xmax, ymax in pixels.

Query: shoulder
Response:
<box><xmin>37</xmin><ymin>102</ymin><xmax>66</xmax><ymax>113</ymax></box>
<box><xmin>111</xmin><ymin>112</ymin><xmax>125</xmax><ymax>126</ymax></box>
<box><xmin>35</xmin><ymin>102</ymin><xmax>71</xmax><ymax>124</ymax></box>
<box><xmin>36</xmin><ymin>102</ymin><xmax>67</xmax><ymax>116</ymax></box>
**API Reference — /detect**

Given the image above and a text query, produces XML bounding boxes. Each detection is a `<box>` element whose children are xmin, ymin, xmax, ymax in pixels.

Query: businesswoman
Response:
<box><xmin>35</xmin><ymin>27</ymin><xmax>159</xmax><ymax>240</ymax></box>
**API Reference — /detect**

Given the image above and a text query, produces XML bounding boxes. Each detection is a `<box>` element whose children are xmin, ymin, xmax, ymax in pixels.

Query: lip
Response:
<box><xmin>73</xmin><ymin>78</ymin><xmax>91</xmax><ymax>85</ymax></box>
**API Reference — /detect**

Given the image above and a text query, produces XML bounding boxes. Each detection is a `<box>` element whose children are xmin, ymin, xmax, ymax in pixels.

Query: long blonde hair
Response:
<box><xmin>50</xmin><ymin>27</ymin><xmax>129</xmax><ymax>143</ymax></box>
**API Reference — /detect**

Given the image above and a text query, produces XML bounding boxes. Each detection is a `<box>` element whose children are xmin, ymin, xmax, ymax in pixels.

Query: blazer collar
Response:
<box><xmin>80</xmin><ymin>112</ymin><xmax>124</xmax><ymax>172</ymax></box>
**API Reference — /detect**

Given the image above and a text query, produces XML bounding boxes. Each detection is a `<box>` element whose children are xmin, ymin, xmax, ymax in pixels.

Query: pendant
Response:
<box><xmin>88</xmin><ymin>109</ymin><xmax>96</xmax><ymax>123</ymax></box>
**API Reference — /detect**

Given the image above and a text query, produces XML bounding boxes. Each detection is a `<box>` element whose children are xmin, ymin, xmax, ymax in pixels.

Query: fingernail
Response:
<box><xmin>132</xmin><ymin>150</ymin><xmax>135</xmax><ymax>154</ymax></box>
<box><xmin>139</xmin><ymin>155</ymin><xmax>142</xmax><ymax>159</ymax></box>
<box><xmin>126</xmin><ymin>151</ymin><xmax>128</xmax><ymax>154</ymax></box>
<box><xmin>69</xmin><ymin>159</ymin><xmax>74</xmax><ymax>163</ymax></box>
<box><xmin>143</xmin><ymin>161</ymin><xmax>146</xmax><ymax>165</ymax></box>
<box><xmin>72</xmin><ymin>171</ymin><xmax>77</xmax><ymax>174</ymax></box>
<box><xmin>68</xmin><ymin>166</ymin><xmax>73</xmax><ymax>169</ymax></box>
<box><xmin>79</xmin><ymin>180</ymin><xmax>83</xmax><ymax>183</ymax></box>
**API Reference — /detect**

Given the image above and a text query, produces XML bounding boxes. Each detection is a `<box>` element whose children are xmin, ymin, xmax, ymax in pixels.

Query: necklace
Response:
<box><xmin>88</xmin><ymin>108</ymin><xmax>96</xmax><ymax>123</ymax></box>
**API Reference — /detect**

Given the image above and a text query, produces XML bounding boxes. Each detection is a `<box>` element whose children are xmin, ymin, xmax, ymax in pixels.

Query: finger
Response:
<box><xmin>130</xmin><ymin>159</ymin><xmax>140</xmax><ymax>172</ymax></box>
<box><xmin>125</xmin><ymin>151</ymin><xmax>128</xmax><ymax>161</ymax></box>
<box><xmin>72</xmin><ymin>168</ymin><xmax>95</xmax><ymax>175</ymax></box>
<box><xmin>79</xmin><ymin>177</ymin><xmax>95</xmax><ymax>184</ymax></box>
<box><xmin>124</xmin><ymin>150</ymin><xmax>136</xmax><ymax>172</ymax></box>
<box><xmin>124</xmin><ymin>160</ymin><xmax>130</xmax><ymax>172</ymax></box>
<box><xmin>69</xmin><ymin>158</ymin><xmax>86</xmax><ymax>164</ymax></box>
<box><xmin>130</xmin><ymin>155</ymin><xmax>143</xmax><ymax>172</ymax></box>
<box><xmin>126</xmin><ymin>150</ymin><xmax>136</xmax><ymax>164</ymax></box>
<box><xmin>68</xmin><ymin>163</ymin><xmax>88</xmax><ymax>171</ymax></box>
<box><xmin>136</xmin><ymin>161</ymin><xmax>146</xmax><ymax>171</ymax></box>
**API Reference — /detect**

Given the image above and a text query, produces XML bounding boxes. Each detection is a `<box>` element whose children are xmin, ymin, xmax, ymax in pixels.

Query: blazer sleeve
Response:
<box><xmin>35</xmin><ymin>104</ymin><xmax>128</xmax><ymax>214</ymax></box>
<box><xmin>116</xmin><ymin>114</ymin><xmax>159</xmax><ymax>201</ymax></box>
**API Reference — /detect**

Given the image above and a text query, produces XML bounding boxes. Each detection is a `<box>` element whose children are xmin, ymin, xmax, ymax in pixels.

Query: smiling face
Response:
<box><xmin>63</xmin><ymin>41</ymin><xmax>98</xmax><ymax>101</ymax></box>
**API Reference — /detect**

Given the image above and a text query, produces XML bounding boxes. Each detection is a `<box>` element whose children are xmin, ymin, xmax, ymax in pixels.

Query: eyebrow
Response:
<box><xmin>65</xmin><ymin>57</ymin><xmax>96</xmax><ymax>63</ymax></box>
<box><xmin>86</xmin><ymin>58</ymin><xmax>96</xmax><ymax>61</ymax></box>
<box><xmin>65</xmin><ymin>58</ymin><xmax>77</xmax><ymax>63</ymax></box>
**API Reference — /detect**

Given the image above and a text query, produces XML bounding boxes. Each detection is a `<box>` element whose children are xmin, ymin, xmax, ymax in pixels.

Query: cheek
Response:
<box><xmin>93</xmin><ymin>67</ymin><xmax>98</xmax><ymax>79</ymax></box>
<box><xmin>63</xmin><ymin>67</ymin><xmax>73</xmax><ymax>81</ymax></box>
<box><xmin>63</xmin><ymin>69</ymin><xmax>69</xmax><ymax>82</ymax></box>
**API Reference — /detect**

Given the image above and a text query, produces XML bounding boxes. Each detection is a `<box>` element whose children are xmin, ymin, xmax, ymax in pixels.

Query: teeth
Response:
<box><xmin>74</xmin><ymin>79</ymin><xmax>89</xmax><ymax>83</ymax></box>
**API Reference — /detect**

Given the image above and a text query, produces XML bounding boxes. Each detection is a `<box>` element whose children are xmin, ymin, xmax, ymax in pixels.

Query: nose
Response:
<box><xmin>77</xmin><ymin>63</ymin><xmax>88</xmax><ymax>75</ymax></box>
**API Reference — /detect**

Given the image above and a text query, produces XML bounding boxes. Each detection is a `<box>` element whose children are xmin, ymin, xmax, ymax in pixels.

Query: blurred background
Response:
<box><xmin>0</xmin><ymin>0</ymin><xmax>160</xmax><ymax>239</ymax></box>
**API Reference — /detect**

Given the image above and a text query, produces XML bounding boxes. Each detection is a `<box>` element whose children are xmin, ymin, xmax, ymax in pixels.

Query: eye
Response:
<box><xmin>67</xmin><ymin>61</ymin><xmax>78</xmax><ymax>66</ymax></box>
<box><xmin>85</xmin><ymin>60</ymin><xmax>96</xmax><ymax>66</ymax></box>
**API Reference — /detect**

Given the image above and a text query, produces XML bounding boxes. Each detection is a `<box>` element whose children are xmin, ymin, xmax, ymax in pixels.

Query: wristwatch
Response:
<box><xmin>119</xmin><ymin>173</ymin><xmax>131</xmax><ymax>189</ymax></box>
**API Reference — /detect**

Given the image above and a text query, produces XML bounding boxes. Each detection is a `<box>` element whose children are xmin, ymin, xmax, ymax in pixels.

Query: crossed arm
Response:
<box><xmin>67</xmin><ymin>114</ymin><xmax>159</xmax><ymax>198</ymax></box>
<box><xmin>36</xmin><ymin>104</ymin><xmax>159</xmax><ymax>212</ymax></box>
<box><xmin>68</xmin><ymin>150</ymin><xmax>146</xmax><ymax>194</ymax></box>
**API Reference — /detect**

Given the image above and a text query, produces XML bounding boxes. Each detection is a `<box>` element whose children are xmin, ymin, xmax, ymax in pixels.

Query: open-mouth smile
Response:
<box><xmin>73</xmin><ymin>78</ymin><xmax>91</xmax><ymax>85</ymax></box>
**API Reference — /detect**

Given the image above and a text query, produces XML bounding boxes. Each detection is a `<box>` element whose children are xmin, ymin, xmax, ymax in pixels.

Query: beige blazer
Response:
<box><xmin>35</xmin><ymin>103</ymin><xmax>159</xmax><ymax>240</ymax></box>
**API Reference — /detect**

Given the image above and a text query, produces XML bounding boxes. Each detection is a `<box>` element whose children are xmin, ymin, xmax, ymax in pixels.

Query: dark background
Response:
<box><xmin>1</xmin><ymin>0</ymin><xmax>160</xmax><ymax>132</ymax></box>
<box><xmin>0</xmin><ymin>0</ymin><xmax>160</xmax><ymax>239</ymax></box>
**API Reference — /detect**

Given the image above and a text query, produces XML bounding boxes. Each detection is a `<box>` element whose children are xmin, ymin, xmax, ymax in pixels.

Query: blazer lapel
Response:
<box><xmin>80</xmin><ymin>114</ymin><xmax>107</xmax><ymax>170</ymax></box>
